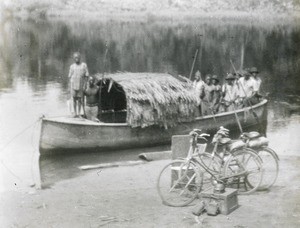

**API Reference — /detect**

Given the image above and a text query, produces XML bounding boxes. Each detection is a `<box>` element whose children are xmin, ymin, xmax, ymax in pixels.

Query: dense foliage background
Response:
<box><xmin>2</xmin><ymin>0</ymin><xmax>300</xmax><ymax>18</ymax></box>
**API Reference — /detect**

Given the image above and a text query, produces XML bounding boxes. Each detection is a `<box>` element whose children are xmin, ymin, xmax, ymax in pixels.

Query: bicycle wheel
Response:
<box><xmin>197</xmin><ymin>152</ymin><xmax>222</xmax><ymax>192</ymax></box>
<box><xmin>223</xmin><ymin>149</ymin><xmax>263</xmax><ymax>195</ymax></box>
<box><xmin>256</xmin><ymin>147</ymin><xmax>279</xmax><ymax>190</ymax></box>
<box><xmin>157</xmin><ymin>160</ymin><xmax>201</xmax><ymax>207</ymax></box>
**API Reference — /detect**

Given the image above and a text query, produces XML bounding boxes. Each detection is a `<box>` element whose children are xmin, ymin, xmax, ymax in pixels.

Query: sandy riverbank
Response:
<box><xmin>1</xmin><ymin>154</ymin><xmax>300</xmax><ymax>227</ymax></box>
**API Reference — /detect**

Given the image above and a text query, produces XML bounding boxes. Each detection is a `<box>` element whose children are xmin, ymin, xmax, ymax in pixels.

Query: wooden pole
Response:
<box><xmin>98</xmin><ymin>45</ymin><xmax>109</xmax><ymax>119</ymax></box>
<box><xmin>224</xmin><ymin>84</ymin><xmax>243</xmax><ymax>133</ymax></box>
<box><xmin>240</xmin><ymin>43</ymin><xmax>244</xmax><ymax>70</ymax></box>
<box><xmin>189</xmin><ymin>49</ymin><xmax>199</xmax><ymax>80</ymax></box>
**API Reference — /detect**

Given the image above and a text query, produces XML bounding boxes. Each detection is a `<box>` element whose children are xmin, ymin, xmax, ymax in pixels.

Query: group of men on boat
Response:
<box><xmin>68</xmin><ymin>52</ymin><xmax>263</xmax><ymax>122</ymax></box>
<box><xmin>192</xmin><ymin>68</ymin><xmax>263</xmax><ymax>116</ymax></box>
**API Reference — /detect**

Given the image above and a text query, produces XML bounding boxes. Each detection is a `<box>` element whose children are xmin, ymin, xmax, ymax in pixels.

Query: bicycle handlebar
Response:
<box><xmin>189</xmin><ymin>129</ymin><xmax>210</xmax><ymax>139</ymax></box>
<box><xmin>216</xmin><ymin>126</ymin><xmax>229</xmax><ymax>137</ymax></box>
<box><xmin>200</xmin><ymin>133</ymin><xmax>210</xmax><ymax>137</ymax></box>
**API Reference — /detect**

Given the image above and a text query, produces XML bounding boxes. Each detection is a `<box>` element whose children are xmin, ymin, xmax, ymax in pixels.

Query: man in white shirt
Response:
<box><xmin>250</xmin><ymin>67</ymin><xmax>262</xmax><ymax>93</ymax></box>
<box><xmin>238</xmin><ymin>70</ymin><xmax>258</xmax><ymax>107</ymax></box>
<box><xmin>220</xmin><ymin>73</ymin><xmax>239</xmax><ymax>112</ymax></box>
<box><xmin>68</xmin><ymin>52</ymin><xmax>89</xmax><ymax>117</ymax></box>
<box><xmin>250</xmin><ymin>67</ymin><xmax>263</xmax><ymax>104</ymax></box>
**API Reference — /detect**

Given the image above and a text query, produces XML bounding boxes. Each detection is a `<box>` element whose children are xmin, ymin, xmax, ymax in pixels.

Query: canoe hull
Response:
<box><xmin>39</xmin><ymin>100</ymin><xmax>268</xmax><ymax>155</ymax></box>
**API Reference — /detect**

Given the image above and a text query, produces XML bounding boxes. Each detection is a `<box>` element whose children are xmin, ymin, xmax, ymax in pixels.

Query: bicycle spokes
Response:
<box><xmin>157</xmin><ymin>160</ymin><xmax>201</xmax><ymax>207</ymax></box>
<box><xmin>224</xmin><ymin>150</ymin><xmax>263</xmax><ymax>194</ymax></box>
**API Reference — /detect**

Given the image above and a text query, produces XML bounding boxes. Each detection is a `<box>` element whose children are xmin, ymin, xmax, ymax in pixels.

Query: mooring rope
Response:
<box><xmin>0</xmin><ymin>118</ymin><xmax>41</xmax><ymax>153</ymax></box>
<box><xmin>0</xmin><ymin>117</ymin><xmax>43</xmax><ymax>186</ymax></box>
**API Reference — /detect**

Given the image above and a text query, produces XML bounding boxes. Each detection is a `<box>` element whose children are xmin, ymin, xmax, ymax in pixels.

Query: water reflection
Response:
<box><xmin>1</xmin><ymin>18</ymin><xmax>300</xmax><ymax>96</ymax></box>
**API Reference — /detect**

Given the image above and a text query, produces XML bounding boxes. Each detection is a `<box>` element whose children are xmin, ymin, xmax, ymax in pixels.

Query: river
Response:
<box><xmin>0</xmin><ymin>17</ymin><xmax>300</xmax><ymax>192</ymax></box>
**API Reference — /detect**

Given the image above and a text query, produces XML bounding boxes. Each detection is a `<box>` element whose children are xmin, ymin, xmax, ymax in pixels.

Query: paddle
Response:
<box><xmin>222</xmin><ymin>82</ymin><xmax>243</xmax><ymax>133</ymax></box>
<box><xmin>230</xmin><ymin>59</ymin><xmax>263</xmax><ymax>133</ymax></box>
<box><xmin>98</xmin><ymin>44</ymin><xmax>109</xmax><ymax>119</ymax></box>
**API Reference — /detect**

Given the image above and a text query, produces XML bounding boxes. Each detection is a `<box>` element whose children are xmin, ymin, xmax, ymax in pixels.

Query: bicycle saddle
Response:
<box><xmin>227</xmin><ymin>139</ymin><xmax>247</xmax><ymax>152</ymax></box>
<box><xmin>242</xmin><ymin>131</ymin><xmax>260</xmax><ymax>139</ymax></box>
<box><xmin>219</xmin><ymin>137</ymin><xmax>231</xmax><ymax>145</ymax></box>
<box><xmin>248</xmin><ymin>136</ymin><xmax>269</xmax><ymax>148</ymax></box>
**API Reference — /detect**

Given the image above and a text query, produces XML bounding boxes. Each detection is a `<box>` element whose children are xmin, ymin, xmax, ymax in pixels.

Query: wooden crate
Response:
<box><xmin>200</xmin><ymin>188</ymin><xmax>239</xmax><ymax>215</ymax></box>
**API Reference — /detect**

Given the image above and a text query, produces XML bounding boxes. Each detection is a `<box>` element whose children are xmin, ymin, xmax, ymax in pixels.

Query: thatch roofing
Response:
<box><xmin>96</xmin><ymin>72</ymin><xmax>198</xmax><ymax>128</ymax></box>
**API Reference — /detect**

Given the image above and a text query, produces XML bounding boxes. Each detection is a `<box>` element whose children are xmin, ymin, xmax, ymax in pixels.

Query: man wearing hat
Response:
<box><xmin>237</xmin><ymin>70</ymin><xmax>258</xmax><ymax>107</ymax></box>
<box><xmin>250</xmin><ymin>67</ymin><xmax>262</xmax><ymax>96</ymax></box>
<box><xmin>211</xmin><ymin>75</ymin><xmax>221</xmax><ymax>113</ymax></box>
<box><xmin>220</xmin><ymin>73</ymin><xmax>239</xmax><ymax>112</ymax></box>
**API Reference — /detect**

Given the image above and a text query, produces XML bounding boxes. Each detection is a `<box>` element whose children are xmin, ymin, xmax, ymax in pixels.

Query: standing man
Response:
<box><xmin>237</xmin><ymin>70</ymin><xmax>257</xmax><ymax>107</ymax></box>
<box><xmin>250</xmin><ymin>67</ymin><xmax>261</xmax><ymax>92</ymax></box>
<box><xmin>220</xmin><ymin>73</ymin><xmax>239</xmax><ymax>112</ymax></box>
<box><xmin>68</xmin><ymin>52</ymin><xmax>89</xmax><ymax>117</ymax></box>
<box><xmin>193</xmin><ymin>70</ymin><xmax>204</xmax><ymax>115</ymax></box>
<box><xmin>84</xmin><ymin>76</ymin><xmax>100</xmax><ymax>122</ymax></box>
<box><xmin>249</xmin><ymin>67</ymin><xmax>262</xmax><ymax>103</ymax></box>
<box><xmin>200</xmin><ymin>74</ymin><xmax>214</xmax><ymax>116</ymax></box>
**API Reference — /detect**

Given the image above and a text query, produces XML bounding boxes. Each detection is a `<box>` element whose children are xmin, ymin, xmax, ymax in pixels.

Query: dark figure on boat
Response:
<box><xmin>211</xmin><ymin>75</ymin><xmax>221</xmax><ymax>113</ymax></box>
<box><xmin>84</xmin><ymin>76</ymin><xmax>100</xmax><ymax>122</ymax></box>
<box><xmin>68</xmin><ymin>52</ymin><xmax>89</xmax><ymax>117</ymax></box>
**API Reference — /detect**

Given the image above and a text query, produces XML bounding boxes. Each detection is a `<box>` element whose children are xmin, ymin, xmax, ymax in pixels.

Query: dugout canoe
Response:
<box><xmin>39</xmin><ymin>99</ymin><xmax>268</xmax><ymax>155</ymax></box>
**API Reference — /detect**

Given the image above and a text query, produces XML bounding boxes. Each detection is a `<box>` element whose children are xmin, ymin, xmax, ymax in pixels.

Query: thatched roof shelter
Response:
<box><xmin>95</xmin><ymin>72</ymin><xmax>198</xmax><ymax>128</ymax></box>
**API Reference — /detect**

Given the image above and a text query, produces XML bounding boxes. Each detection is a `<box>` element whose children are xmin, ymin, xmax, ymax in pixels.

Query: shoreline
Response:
<box><xmin>1</xmin><ymin>154</ymin><xmax>300</xmax><ymax>227</ymax></box>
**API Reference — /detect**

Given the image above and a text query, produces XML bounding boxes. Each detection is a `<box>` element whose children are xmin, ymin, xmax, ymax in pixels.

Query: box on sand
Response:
<box><xmin>200</xmin><ymin>188</ymin><xmax>239</xmax><ymax>215</ymax></box>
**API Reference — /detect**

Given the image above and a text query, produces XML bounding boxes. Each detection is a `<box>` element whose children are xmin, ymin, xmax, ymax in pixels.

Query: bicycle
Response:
<box><xmin>240</xmin><ymin>131</ymin><xmax>279</xmax><ymax>190</ymax></box>
<box><xmin>156</xmin><ymin>127</ymin><xmax>264</xmax><ymax>207</ymax></box>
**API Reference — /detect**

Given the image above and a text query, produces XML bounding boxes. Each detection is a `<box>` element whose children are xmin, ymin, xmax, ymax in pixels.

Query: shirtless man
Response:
<box><xmin>84</xmin><ymin>76</ymin><xmax>100</xmax><ymax>122</ymax></box>
<box><xmin>68</xmin><ymin>52</ymin><xmax>89</xmax><ymax>117</ymax></box>
<box><xmin>192</xmin><ymin>70</ymin><xmax>204</xmax><ymax>115</ymax></box>
<box><xmin>200</xmin><ymin>74</ymin><xmax>214</xmax><ymax>116</ymax></box>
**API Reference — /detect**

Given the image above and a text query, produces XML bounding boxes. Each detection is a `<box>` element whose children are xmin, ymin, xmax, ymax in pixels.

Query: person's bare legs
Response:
<box><xmin>78</xmin><ymin>99</ymin><xmax>82</xmax><ymax>117</ymax></box>
<box><xmin>81</xmin><ymin>96</ymin><xmax>86</xmax><ymax>117</ymax></box>
<box><xmin>73</xmin><ymin>97</ymin><xmax>78</xmax><ymax>117</ymax></box>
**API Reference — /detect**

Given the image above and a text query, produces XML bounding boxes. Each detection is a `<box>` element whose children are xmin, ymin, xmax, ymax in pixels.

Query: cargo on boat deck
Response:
<box><xmin>95</xmin><ymin>72</ymin><xmax>198</xmax><ymax>129</ymax></box>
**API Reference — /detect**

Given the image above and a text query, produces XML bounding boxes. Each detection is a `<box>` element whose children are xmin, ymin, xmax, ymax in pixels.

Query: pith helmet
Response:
<box><xmin>212</xmin><ymin>75</ymin><xmax>219</xmax><ymax>82</ymax></box>
<box><xmin>205</xmin><ymin>74</ymin><xmax>212</xmax><ymax>80</ymax></box>
<box><xmin>250</xmin><ymin>67</ymin><xmax>259</xmax><ymax>73</ymax></box>
<box><xmin>225</xmin><ymin>73</ymin><xmax>235</xmax><ymax>80</ymax></box>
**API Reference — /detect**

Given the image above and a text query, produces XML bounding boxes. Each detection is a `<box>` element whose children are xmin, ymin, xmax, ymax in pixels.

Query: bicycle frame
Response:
<box><xmin>188</xmin><ymin>138</ymin><xmax>261</xmax><ymax>187</ymax></box>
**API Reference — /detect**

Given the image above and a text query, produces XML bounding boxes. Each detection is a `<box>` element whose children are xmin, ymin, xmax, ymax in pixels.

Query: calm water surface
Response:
<box><xmin>0</xmin><ymin>18</ymin><xmax>300</xmax><ymax>191</ymax></box>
